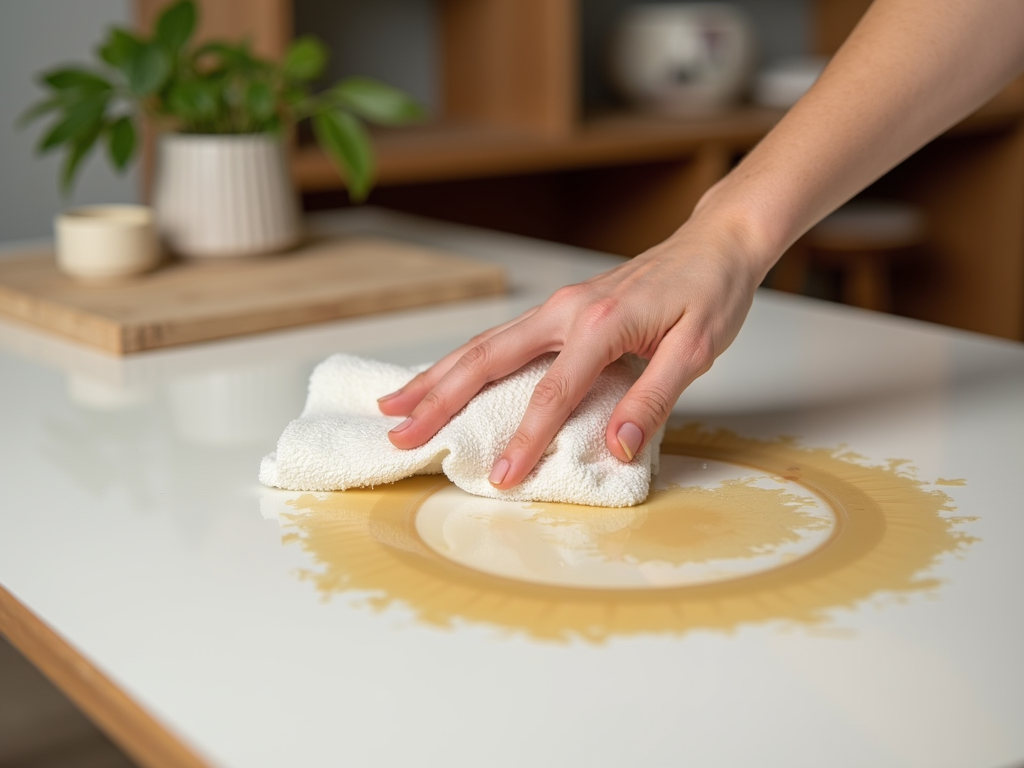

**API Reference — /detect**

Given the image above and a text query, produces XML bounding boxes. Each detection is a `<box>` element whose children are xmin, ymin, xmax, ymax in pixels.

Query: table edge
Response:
<box><xmin>0</xmin><ymin>582</ymin><xmax>208</xmax><ymax>768</ymax></box>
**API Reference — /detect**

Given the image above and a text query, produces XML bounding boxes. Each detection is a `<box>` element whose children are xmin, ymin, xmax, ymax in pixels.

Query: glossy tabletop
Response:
<box><xmin>1</xmin><ymin>210</ymin><xmax>1022</xmax><ymax>768</ymax></box>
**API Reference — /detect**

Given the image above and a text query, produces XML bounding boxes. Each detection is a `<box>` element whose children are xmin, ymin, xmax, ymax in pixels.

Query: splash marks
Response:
<box><xmin>276</xmin><ymin>425</ymin><xmax>975</xmax><ymax>642</ymax></box>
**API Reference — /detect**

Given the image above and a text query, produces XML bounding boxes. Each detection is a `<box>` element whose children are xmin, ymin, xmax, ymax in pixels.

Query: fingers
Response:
<box><xmin>605</xmin><ymin>323</ymin><xmax>716</xmax><ymax>462</ymax></box>
<box><xmin>386</xmin><ymin>313</ymin><xmax>555</xmax><ymax>451</ymax></box>
<box><xmin>488</xmin><ymin>347</ymin><xmax>610</xmax><ymax>490</ymax></box>
<box><xmin>377</xmin><ymin>307</ymin><xmax>538</xmax><ymax>417</ymax></box>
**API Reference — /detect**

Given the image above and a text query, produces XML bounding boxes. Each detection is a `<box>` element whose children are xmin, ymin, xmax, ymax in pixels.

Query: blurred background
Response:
<box><xmin>3</xmin><ymin>0</ymin><xmax>1023</xmax><ymax>340</ymax></box>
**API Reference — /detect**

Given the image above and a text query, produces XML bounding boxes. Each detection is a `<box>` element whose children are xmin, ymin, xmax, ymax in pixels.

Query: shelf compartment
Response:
<box><xmin>292</xmin><ymin>108</ymin><xmax>784</xmax><ymax>190</ymax></box>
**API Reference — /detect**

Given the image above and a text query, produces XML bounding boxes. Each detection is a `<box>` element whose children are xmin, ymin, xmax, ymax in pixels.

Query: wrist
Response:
<box><xmin>672</xmin><ymin>177</ymin><xmax>787</xmax><ymax>283</ymax></box>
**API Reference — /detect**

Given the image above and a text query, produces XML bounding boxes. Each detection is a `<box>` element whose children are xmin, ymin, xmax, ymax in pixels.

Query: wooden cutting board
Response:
<box><xmin>0</xmin><ymin>236</ymin><xmax>506</xmax><ymax>354</ymax></box>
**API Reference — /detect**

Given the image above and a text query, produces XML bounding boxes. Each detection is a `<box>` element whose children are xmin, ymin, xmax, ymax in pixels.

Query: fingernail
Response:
<box><xmin>489</xmin><ymin>458</ymin><xmax>510</xmax><ymax>486</ymax></box>
<box><xmin>616</xmin><ymin>422</ymin><xmax>643</xmax><ymax>461</ymax></box>
<box><xmin>377</xmin><ymin>389</ymin><xmax>401</xmax><ymax>403</ymax></box>
<box><xmin>390</xmin><ymin>417</ymin><xmax>414</xmax><ymax>434</ymax></box>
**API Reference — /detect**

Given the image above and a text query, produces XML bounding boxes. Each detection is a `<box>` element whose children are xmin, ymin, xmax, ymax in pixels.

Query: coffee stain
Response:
<box><xmin>276</xmin><ymin>424</ymin><xmax>976</xmax><ymax>642</ymax></box>
<box><xmin>524</xmin><ymin>480</ymin><xmax>829</xmax><ymax>569</ymax></box>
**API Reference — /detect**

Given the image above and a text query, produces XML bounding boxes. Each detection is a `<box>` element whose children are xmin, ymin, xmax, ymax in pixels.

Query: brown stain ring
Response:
<box><xmin>281</xmin><ymin>424</ymin><xmax>975</xmax><ymax>642</ymax></box>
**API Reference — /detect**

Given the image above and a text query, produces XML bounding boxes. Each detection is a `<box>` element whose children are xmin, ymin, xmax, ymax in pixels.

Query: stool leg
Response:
<box><xmin>843</xmin><ymin>252</ymin><xmax>891</xmax><ymax>312</ymax></box>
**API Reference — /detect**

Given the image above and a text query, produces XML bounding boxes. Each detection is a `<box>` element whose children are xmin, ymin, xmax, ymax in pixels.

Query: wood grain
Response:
<box><xmin>0</xmin><ymin>583</ymin><xmax>207</xmax><ymax>768</ymax></box>
<box><xmin>0</xmin><ymin>633</ymin><xmax>137</xmax><ymax>767</ymax></box>
<box><xmin>292</xmin><ymin>109</ymin><xmax>780</xmax><ymax>191</ymax></box>
<box><xmin>440</xmin><ymin>0</ymin><xmax>577</xmax><ymax>137</ymax></box>
<box><xmin>564</xmin><ymin>143</ymin><xmax>733</xmax><ymax>257</ymax></box>
<box><xmin>0</xmin><ymin>237</ymin><xmax>506</xmax><ymax>355</ymax></box>
<box><xmin>887</xmin><ymin>126</ymin><xmax>1024</xmax><ymax>339</ymax></box>
<box><xmin>292</xmin><ymin>90</ymin><xmax>1024</xmax><ymax>193</ymax></box>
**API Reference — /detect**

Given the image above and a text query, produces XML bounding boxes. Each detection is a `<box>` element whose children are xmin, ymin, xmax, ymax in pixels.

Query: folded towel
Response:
<box><xmin>260</xmin><ymin>353</ymin><xmax>662</xmax><ymax>507</ymax></box>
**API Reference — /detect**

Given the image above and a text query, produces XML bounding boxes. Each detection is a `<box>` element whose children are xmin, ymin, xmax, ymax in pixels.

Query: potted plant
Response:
<box><xmin>19</xmin><ymin>0</ymin><xmax>423</xmax><ymax>258</ymax></box>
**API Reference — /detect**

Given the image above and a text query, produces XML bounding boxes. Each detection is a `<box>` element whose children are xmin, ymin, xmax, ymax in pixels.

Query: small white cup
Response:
<box><xmin>55</xmin><ymin>205</ymin><xmax>160</xmax><ymax>283</ymax></box>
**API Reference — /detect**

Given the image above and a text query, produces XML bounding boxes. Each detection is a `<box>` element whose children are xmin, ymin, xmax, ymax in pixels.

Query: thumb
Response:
<box><xmin>605</xmin><ymin>330</ymin><xmax>714</xmax><ymax>461</ymax></box>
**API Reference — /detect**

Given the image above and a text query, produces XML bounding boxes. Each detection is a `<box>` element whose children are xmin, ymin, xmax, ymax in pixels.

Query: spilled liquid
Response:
<box><xmin>413</xmin><ymin>463</ymin><xmax>834</xmax><ymax>589</ymax></box>
<box><xmin>268</xmin><ymin>424</ymin><xmax>976</xmax><ymax>642</ymax></box>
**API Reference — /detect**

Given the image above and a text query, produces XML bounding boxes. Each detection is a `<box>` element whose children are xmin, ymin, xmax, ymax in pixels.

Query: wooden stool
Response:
<box><xmin>775</xmin><ymin>201</ymin><xmax>926</xmax><ymax>312</ymax></box>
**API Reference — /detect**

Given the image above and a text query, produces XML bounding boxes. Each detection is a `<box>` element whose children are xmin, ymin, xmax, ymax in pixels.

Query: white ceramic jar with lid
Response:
<box><xmin>608</xmin><ymin>3</ymin><xmax>756</xmax><ymax>116</ymax></box>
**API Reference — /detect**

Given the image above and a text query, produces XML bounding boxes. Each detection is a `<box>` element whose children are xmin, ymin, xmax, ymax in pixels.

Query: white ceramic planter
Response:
<box><xmin>608</xmin><ymin>3</ymin><xmax>755</xmax><ymax>116</ymax></box>
<box><xmin>154</xmin><ymin>133</ymin><xmax>302</xmax><ymax>259</ymax></box>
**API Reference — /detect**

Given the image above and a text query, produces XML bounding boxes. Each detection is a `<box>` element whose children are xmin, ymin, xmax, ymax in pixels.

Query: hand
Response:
<box><xmin>377</xmin><ymin>215</ymin><xmax>769</xmax><ymax>490</ymax></box>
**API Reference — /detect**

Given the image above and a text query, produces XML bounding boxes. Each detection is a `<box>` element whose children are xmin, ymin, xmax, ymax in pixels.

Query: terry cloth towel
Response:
<box><xmin>260</xmin><ymin>353</ymin><xmax>662</xmax><ymax>507</ymax></box>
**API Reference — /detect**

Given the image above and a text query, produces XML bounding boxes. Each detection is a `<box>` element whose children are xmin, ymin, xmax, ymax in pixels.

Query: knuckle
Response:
<box><xmin>506</xmin><ymin>429</ymin><xmax>540</xmax><ymax>456</ymax></box>
<box><xmin>550</xmin><ymin>284</ymin><xmax>584</xmax><ymax>305</ymax></box>
<box><xmin>633</xmin><ymin>385</ymin><xmax>675</xmax><ymax>421</ymax></box>
<box><xmin>578</xmin><ymin>297</ymin><xmax>620</xmax><ymax>332</ymax></box>
<box><xmin>418</xmin><ymin>389</ymin><xmax>447</xmax><ymax>414</ymax></box>
<box><xmin>467</xmin><ymin>329</ymin><xmax>491</xmax><ymax>347</ymax></box>
<box><xmin>457</xmin><ymin>341</ymin><xmax>492</xmax><ymax>375</ymax></box>
<box><xmin>531</xmin><ymin>374</ymin><xmax>571</xmax><ymax>412</ymax></box>
<box><xmin>682</xmin><ymin>332</ymin><xmax>716</xmax><ymax>375</ymax></box>
<box><xmin>405</xmin><ymin>371</ymin><xmax>428</xmax><ymax>390</ymax></box>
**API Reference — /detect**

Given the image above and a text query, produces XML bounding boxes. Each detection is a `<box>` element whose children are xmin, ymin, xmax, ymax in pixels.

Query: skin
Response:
<box><xmin>380</xmin><ymin>0</ymin><xmax>1024</xmax><ymax>490</ymax></box>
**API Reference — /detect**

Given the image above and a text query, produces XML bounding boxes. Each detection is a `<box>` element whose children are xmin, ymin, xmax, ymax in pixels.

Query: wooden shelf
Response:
<box><xmin>292</xmin><ymin>108</ymin><xmax>784</xmax><ymax>190</ymax></box>
<box><xmin>140</xmin><ymin>0</ymin><xmax>1024</xmax><ymax>341</ymax></box>
<box><xmin>294</xmin><ymin>85</ymin><xmax>1024</xmax><ymax>192</ymax></box>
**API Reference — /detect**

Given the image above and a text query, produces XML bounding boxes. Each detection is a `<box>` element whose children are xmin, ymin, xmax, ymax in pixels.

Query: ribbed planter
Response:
<box><xmin>154</xmin><ymin>133</ymin><xmax>302</xmax><ymax>259</ymax></box>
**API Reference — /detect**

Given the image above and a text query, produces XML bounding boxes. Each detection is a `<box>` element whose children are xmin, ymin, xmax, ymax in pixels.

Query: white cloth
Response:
<box><xmin>260</xmin><ymin>353</ymin><xmax>662</xmax><ymax>507</ymax></box>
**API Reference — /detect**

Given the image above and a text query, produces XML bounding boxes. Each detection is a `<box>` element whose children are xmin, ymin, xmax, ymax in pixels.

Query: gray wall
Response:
<box><xmin>295</xmin><ymin>0</ymin><xmax>439</xmax><ymax>112</ymax></box>
<box><xmin>0</xmin><ymin>0</ymin><xmax>139</xmax><ymax>242</ymax></box>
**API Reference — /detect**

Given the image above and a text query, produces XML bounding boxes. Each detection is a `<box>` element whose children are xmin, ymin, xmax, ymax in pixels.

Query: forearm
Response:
<box><xmin>688</xmin><ymin>0</ymin><xmax>1024</xmax><ymax>277</ymax></box>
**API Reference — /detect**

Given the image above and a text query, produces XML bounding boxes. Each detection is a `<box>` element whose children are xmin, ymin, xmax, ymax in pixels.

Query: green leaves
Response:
<box><xmin>127</xmin><ymin>42</ymin><xmax>171</xmax><ymax>96</ymax></box>
<box><xmin>62</xmin><ymin>119</ymin><xmax>104</xmax><ymax>194</ymax></box>
<box><xmin>98</xmin><ymin>27</ymin><xmax>142</xmax><ymax>68</ymax></box>
<box><xmin>107</xmin><ymin>117</ymin><xmax>136</xmax><ymax>170</ymax></box>
<box><xmin>330</xmin><ymin>77</ymin><xmax>425</xmax><ymax>125</ymax></box>
<box><xmin>313</xmin><ymin>110</ymin><xmax>373</xmax><ymax>203</ymax></box>
<box><xmin>246</xmin><ymin>81</ymin><xmax>275</xmax><ymax>124</ymax></box>
<box><xmin>283</xmin><ymin>37</ymin><xmax>327</xmax><ymax>82</ymax></box>
<box><xmin>155</xmin><ymin>0</ymin><xmax>196</xmax><ymax>55</ymax></box>
<box><xmin>43</xmin><ymin>69</ymin><xmax>111</xmax><ymax>92</ymax></box>
<box><xmin>16</xmin><ymin>96</ymin><xmax>65</xmax><ymax>130</ymax></box>
<box><xmin>97</xmin><ymin>1</ymin><xmax>194</xmax><ymax>99</ymax></box>
<box><xmin>38</xmin><ymin>95</ymin><xmax>107</xmax><ymax>153</ymax></box>
<box><xmin>302</xmin><ymin>77</ymin><xmax>424</xmax><ymax>201</ymax></box>
<box><xmin>166</xmin><ymin>80</ymin><xmax>218</xmax><ymax>126</ymax></box>
<box><xmin>17</xmin><ymin>0</ymin><xmax>424</xmax><ymax>201</ymax></box>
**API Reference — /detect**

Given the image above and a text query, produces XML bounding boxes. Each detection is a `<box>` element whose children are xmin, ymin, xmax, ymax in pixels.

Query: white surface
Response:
<box><xmin>1</xmin><ymin>209</ymin><xmax>1022</xmax><ymax>768</ymax></box>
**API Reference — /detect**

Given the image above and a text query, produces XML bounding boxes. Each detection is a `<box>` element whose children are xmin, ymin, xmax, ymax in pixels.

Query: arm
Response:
<box><xmin>380</xmin><ymin>0</ymin><xmax>1024</xmax><ymax>490</ymax></box>
<box><xmin>703</xmin><ymin>0</ymin><xmax>1024</xmax><ymax>261</ymax></box>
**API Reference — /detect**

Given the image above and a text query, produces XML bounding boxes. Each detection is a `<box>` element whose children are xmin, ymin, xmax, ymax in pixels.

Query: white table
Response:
<box><xmin>1</xmin><ymin>210</ymin><xmax>1022</xmax><ymax>768</ymax></box>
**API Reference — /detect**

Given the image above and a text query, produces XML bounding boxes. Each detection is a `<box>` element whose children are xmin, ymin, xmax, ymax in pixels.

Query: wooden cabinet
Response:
<box><xmin>137</xmin><ymin>0</ymin><xmax>1024</xmax><ymax>340</ymax></box>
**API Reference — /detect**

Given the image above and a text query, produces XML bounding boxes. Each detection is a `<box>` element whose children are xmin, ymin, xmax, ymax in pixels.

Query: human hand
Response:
<box><xmin>377</xmin><ymin>216</ymin><xmax>769</xmax><ymax>490</ymax></box>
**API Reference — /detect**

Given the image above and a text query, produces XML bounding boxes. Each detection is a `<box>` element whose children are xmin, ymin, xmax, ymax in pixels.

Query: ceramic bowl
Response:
<box><xmin>55</xmin><ymin>205</ymin><xmax>160</xmax><ymax>283</ymax></box>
